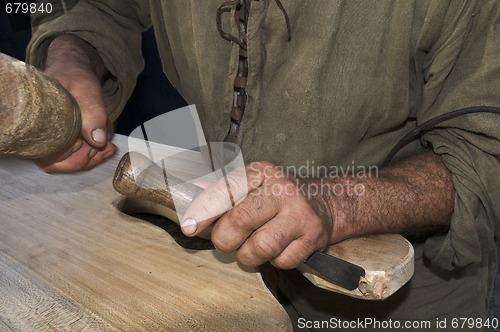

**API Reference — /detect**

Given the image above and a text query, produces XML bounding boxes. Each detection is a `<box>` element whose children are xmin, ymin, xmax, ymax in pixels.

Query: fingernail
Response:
<box><xmin>88</xmin><ymin>148</ymin><xmax>98</xmax><ymax>159</ymax></box>
<box><xmin>181</xmin><ymin>218</ymin><xmax>198</xmax><ymax>235</ymax></box>
<box><xmin>92</xmin><ymin>128</ymin><xmax>106</xmax><ymax>144</ymax></box>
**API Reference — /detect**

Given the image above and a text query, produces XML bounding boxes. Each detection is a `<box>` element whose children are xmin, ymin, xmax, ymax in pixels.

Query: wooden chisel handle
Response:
<box><xmin>0</xmin><ymin>52</ymin><xmax>81</xmax><ymax>159</ymax></box>
<box><xmin>113</xmin><ymin>152</ymin><xmax>204</xmax><ymax>215</ymax></box>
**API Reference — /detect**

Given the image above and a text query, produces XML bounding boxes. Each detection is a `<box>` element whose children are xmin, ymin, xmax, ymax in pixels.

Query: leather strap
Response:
<box><xmin>216</xmin><ymin>0</ymin><xmax>291</xmax><ymax>144</ymax></box>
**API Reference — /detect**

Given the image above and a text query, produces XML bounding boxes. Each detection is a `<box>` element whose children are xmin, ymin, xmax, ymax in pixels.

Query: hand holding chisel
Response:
<box><xmin>113</xmin><ymin>152</ymin><xmax>413</xmax><ymax>299</ymax></box>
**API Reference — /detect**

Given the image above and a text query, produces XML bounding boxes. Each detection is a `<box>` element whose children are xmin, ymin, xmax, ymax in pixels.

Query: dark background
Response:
<box><xmin>1</xmin><ymin>11</ymin><xmax>500</xmax><ymax>331</ymax></box>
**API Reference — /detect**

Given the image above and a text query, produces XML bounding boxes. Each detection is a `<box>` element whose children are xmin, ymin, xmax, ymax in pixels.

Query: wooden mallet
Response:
<box><xmin>0</xmin><ymin>52</ymin><xmax>81</xmax><ymax>160</ymax></box>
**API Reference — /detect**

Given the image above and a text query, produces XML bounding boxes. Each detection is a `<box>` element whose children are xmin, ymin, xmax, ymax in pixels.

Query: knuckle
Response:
<box><xmin>229</xmin><ymin>205</ymin><xmax>255</xmax><ymax>230</ymax></box>
<box><xmin>250</xmin><ymin>194</ymin><xmax>265</xmax><ymax>210</ymax></box>
<box><xmin>272</xmin><ymin>228</ymin><xmax>287</xmax><ymax>247</ymax></box>
<box><xmin>299</xmin><ymin>237</ymin><xmax>316</xmax><ymax>252</ymax></box>
<box><xmin>236</xmin><ymin>250</ymin><xmax>259</xmax><ymax>267</ymax></box>
<box><xmin>245</xmin><ymin>165</ymin><xmax>264</xmax><ymax>187</ymax></box>
<box><xmin>246</xmin><ymin>160</ymin><xmax>274</xmax><ymax>180</ymax></box>
<box><xmin>212</xmin><ymin>237</ymin><xmax>236</xmax><ymax>254</ymax></box>
<box><xmin>253</xmin><ymin>237</ymin><xmax>278</xmax><ymax>260</ymax></box>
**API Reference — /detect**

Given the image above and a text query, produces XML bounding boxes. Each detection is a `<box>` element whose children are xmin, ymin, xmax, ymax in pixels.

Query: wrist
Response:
<box><xmin>45</xmin><ymin>34</ymin><xmax>108</xmax><ymax>81</ymax></box>
<box><xmin>296</xmin><ymin>176</ymin><xmax>354</xmax><ymax>244</ymax></box>
<box><xmin>301</xmin><ymin>175</ymin><xmax>374</xmax><ymax>244</ymax></box>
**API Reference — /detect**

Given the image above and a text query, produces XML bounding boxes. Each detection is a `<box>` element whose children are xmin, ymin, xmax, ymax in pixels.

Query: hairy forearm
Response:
<box><xmin>308</xmin><ymin>152</ymin><xmax>455</xmax><ymax>244</ymax></box>
<box><xmin>45</xmin><ymin>34</ymin><xmax>109</xmax><ymax>82</ymax></box>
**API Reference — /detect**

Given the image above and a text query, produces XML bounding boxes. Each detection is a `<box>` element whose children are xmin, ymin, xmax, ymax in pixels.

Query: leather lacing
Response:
<box><xmin>216</xmin><ymin>0</ymin><xmax>291</xmax><ymax>144</ymax></box>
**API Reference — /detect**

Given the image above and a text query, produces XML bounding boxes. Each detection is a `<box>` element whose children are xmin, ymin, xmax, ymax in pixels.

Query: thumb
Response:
<box><xmin>66</xmin><ymin>76</ymin><xmax>110</xmax><ymax>149</ymax></box>
<box><xmin>181</xmin><ymin>167</ymin><xmax>250</xmax><ymax>236</ymax></box>
<box><xmin>77</xmin><ymin>88</ymin><xmax>109</xmax><ymax>148</ymax></box>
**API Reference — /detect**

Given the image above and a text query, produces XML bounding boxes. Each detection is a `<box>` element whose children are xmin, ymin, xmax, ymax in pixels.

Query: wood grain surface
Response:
<box><xmin>0</xmin><ymin>134</ymin><xmax>292</xmax><ymax>331</ymax></box>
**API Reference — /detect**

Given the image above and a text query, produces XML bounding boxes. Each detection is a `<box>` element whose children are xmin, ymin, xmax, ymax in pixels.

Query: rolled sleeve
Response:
<box><xmin>418</xmin><ymin>0</ymin><xmax>500</xmax><ymax>270</ymax></box>
<box><xmin>26</xmin><ymin>0</ymin><xmax>152</xmax><ymax>120</ymax></box>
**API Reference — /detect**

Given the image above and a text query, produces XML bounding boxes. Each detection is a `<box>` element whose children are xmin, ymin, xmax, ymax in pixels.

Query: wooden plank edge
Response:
<box><xmin>298</xmin><ymin>237</ymin><xmax>414</xmax><ymax>300</ymax></box>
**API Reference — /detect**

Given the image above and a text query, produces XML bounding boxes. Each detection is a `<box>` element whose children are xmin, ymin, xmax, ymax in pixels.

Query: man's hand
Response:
<box><xmin>180</xmin><ymin>152</ymin><xmax>455</xmax><ymax>269</ymax></box>
<box><xmin>181</xmin><ymin>161</ymin><xmax>333</xmax><ymax>269</ymax></box>
<box><xmin>35</xmin><ymin>35</ymin><xmax>115</xmax><ymax>173</ymax></box>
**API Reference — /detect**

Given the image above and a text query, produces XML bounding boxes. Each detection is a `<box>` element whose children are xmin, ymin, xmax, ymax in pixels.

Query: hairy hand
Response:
<box><xmin>181</xmin><ymin>161</ymin><xmax>333</xmax><ymax>269</ymax></box>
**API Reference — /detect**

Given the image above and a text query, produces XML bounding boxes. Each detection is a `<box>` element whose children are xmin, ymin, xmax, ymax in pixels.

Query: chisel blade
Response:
<box><xmin>304</xmin><ymin>251</ymin><xmax>365</xmax><ymax>291</ymax></box>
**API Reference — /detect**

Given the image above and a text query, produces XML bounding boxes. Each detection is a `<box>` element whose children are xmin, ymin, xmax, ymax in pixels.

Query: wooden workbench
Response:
<box><xmin>0</xmin><ymin>134</ymin><xmax>292</xmax><ymax>331</ymax></box>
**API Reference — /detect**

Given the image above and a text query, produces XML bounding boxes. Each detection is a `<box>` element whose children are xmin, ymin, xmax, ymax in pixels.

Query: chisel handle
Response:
<box><xmin>113</xmin><ymin>152</ymin><xmax>204</xmax><ymax>215</ymax></box>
